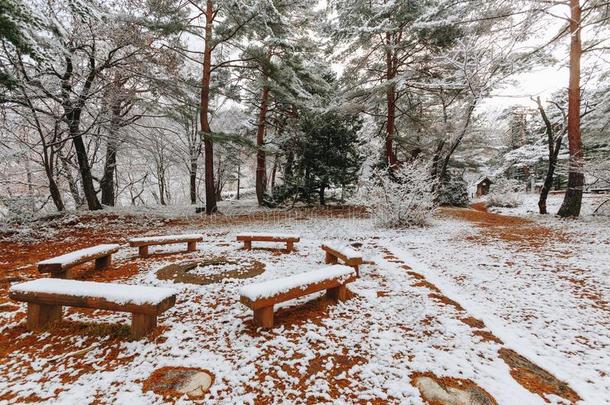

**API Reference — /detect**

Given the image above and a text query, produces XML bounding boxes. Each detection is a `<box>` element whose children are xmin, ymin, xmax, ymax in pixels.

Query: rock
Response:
<box><xmin>413</xmin><ymin>374</ymin><xmax>497</xmax><ymax>405</ymax></box>
<box><xmin>178</xmin><ymin>371</ymin><xmax>213</xmax><ymax>399</ymax></box>
<box><xmin>143</xmin><ymin>367</ymin><xmax>214</xmax><ymax>399</ymax></box>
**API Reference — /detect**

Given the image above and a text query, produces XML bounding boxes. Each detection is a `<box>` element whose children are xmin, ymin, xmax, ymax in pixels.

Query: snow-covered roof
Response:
<box><xmin>240</xmin><ymin>265</ymin><xmax>355</xmax><ymax>301</ymax></box>
<box><xmin>10</xmin><ymin>279</ymin><xmax>176</xmax><ymax>306</ymax></box>
<box><xmin>38</xmin><ymin>244</ymin><xmax>120</xmax><ymax>267</ymax></box>
<box><xmin>475</xmin><ymin>176</ymin><xmax>493</xmax><ymax>185</ymax></box>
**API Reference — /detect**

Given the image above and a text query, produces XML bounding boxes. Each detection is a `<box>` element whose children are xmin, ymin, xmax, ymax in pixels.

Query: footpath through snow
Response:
<box><xmin>384</xmin><ymin>198</ymin><xmax>609</xmax><ymax>404</ymax></box>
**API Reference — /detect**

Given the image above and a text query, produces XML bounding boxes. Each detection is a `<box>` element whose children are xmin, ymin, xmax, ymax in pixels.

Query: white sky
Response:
<box><xmin>484</xmin><ymin>66</ymin><xmax>569</xmax><ymax>110</ymax></box>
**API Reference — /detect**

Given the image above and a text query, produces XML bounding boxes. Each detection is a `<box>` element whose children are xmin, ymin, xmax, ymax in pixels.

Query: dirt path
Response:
<box><xmin>380</xmin><ymin>245</ymin><xmax>580</xmax><ymax>404</ymax></box>
<box><xmin>441</xmin><ymin>204</ymin><xmax>608</xmax><ymax>312</ymax></box>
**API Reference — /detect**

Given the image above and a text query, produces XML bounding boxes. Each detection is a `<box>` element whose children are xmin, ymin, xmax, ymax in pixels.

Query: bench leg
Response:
<box><xmin>95</xmin><ymin>255</ymin><xmax>112</xmax><ymax>269</ymax></box>
<box><xmin>326</xmin><ymin>285</ymin><xmax>348</xmax><ymax>301</ymax></box>
<box><xmin>27</xmin><ymin>303</ymin><xmax>62</xmax><ymax>330</ymax></box>
<box><xmin>325</xmin><ymin>252</ymin><xmax>338</xmax><ymax>264</ymax></box>
<box><xmin>286</xmin><ymin>241</ymin><xmax>294</xmax><ymax>252</ymax></box>
<box><xmin>138</xmin><ymin>246</ymin><xmax>149</xmax><ymax>258</ymax></box>
<box><xmin>65</xmin><ymin>267</ymin><xmax>80</xmax><ymax>279</ymax></box>
<box><xmin>187</xmin><ymin>241</ymin><xmax>197</xmax><ymax>252</ymax></box>
<box><xmin>253</xmin><ymin>306</ymin><xmax>274</xmax><ymax>328</ymax></box>
<box><xmin>353</xmin><ymin>265</ymin><xmax>360</xmax><ymax>277</ymax></box>
<box><xmin>243</xmin><ymin>240</ymin><xmax>252</xmax><ymax>250</ymax></box>
<box><xmin>53</xmin><ymin>269</ymin><xmax>70</xmax><ymax>279</ymax></box>
<box><xmin>131</xmin><ymin>313</ymin><xmax>157</xmax><ymax>338</ymax></box>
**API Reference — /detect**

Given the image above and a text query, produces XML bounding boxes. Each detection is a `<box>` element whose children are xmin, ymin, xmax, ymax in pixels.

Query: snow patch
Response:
<box><xmin>128</xmin><ymin>234</ymin><xmax>204</xmax><ymax>243</ymax></box>
<box><xmin>236</xmin><ymin>232</ymin><xmax>300</xmax><ymax>239</ymax></box>
<box><xmin>38</xmin><ymin>244</ymin><xmax>121</xmax><ymax>267</ymax></box>
<box><xmin>240</xmin><ymin>265</ymin><xmax>355</xmax><ymax>301</ymax></box>
<box><xmin>10</xmin><ymin>279</ymin><xmax>176</xmax><ymax>306</ymax></box>
<box><xmin>322</xmin><ymin>242</ymin><xmax>362</xmax><ymax>259</ymax></box>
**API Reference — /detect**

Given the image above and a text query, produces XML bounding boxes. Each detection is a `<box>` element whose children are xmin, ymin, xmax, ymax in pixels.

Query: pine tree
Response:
<box><xmin>236</xmin><ymin>0</ymin><xmax>328</xmax><ymax>205</ymax></box>
<box><xmin>328</xmin><ymin>0</ymin><xmax>461</xmax><ymax>167</ymax></box>
<box><xmin>274</xmin><ymin>111</ymin><xmax>363</xmax><ymax>206</ymax></box>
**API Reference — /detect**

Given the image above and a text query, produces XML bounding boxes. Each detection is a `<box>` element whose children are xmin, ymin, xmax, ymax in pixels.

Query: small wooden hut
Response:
<box><xmin>475</xmin><ymin>177</ymin><xmax>493</xmax><ymax>197</ymax></box>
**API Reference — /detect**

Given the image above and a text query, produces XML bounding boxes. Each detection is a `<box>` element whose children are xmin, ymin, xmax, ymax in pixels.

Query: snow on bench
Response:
<box><xmin>128</xmin><ymin>233</ymin><xmax>204</xmax><ymax>257</ymax></box>
<box><xmin>9</xmin><ymin>279</ymin><xmax>177</xmax><ymax>338</ymax></box>
<box><xmin>321</xmin><ymin>242</ymin><xmax>364</xmax><ymax>276</ymax></box>
<box><xmin>38</xmin><ymin>244</ymin><xmax>121</xmax><ymax>279</ymax></box>
<box><xmin>236</xmin><ymin>232</ymin><xmax>300</xmax><ymax>252</ymax></box>
<box><xmin>239</xmin><ymin>265</ymin><xmax>356</xmax><ymax>328</ymax></box>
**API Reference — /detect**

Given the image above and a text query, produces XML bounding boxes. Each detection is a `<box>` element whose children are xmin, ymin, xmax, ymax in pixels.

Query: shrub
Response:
<box><xmin>487</xmin><ymin>178</ymin><xmax>524</xmax><ymax>208</ymax></box>
<box><xmin>0</xmin><ymin>195</ymin><xmax>41</xmax><ymax>222</ymax></box>
<box><xmin>363</xmin><ymin>160</ymin><xmax>438</xmax><ymax>228</ymax></box>
<box><xmin>438</xmin><ymin>172</ymin><xmax>470</xmax><ymax>207</ymax></box>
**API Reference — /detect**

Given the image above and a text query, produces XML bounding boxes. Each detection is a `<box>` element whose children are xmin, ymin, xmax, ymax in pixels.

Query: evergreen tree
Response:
<box><xmin>328</xmin><ymin>0</ymin><xmax>462</xmax><ymax>167</ymax></box>
<box><xmin>0</xmin><ymin>0</ymin><xmax>41</xmax><ymax>88</ymax></box>
<box><xmin>438</xmin><ymin>171</ymin><xmax>469</xmax><ymax>207</ymax></box>
<box><xmin>274</xmin><ymin>111</ymin><xmax>363</xmax><ymax>206</ymax></box>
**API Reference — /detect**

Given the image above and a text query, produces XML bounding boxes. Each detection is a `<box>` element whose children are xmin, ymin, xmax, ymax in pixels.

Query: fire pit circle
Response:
<box><xmin>156</xmin><ymin>256</ymin><xmax>265</xmax><ymax>285</ymax></box>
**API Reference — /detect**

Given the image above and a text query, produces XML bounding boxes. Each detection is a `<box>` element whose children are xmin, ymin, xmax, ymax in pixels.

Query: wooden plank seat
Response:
<box><xmin>9</xmin><ymin>279</ymin><xmax>176</xmax><ymax>338</ymax></box>
<box><xmin>128</xmin><ymin>234</ymin><xmax>204</xmax><ymax>257</ymax></box>
<box><xmin>236</xmin><ymin>233</ymin><xmax>300</xmax><ymax>252</ymax></box>
<box><xmin>321</xmin><ymin>242</ymin><xmax>364</xmax><ymax>276</ymax></box>
<box><xmin>239</xmin><ymin>265</ymin><xmax>356</xmax><ymax>328</ymax></box>
<box><xmin>38</xmin><ymin>244</ymin><xmax>121</xmax><ymax>279</ymax></box>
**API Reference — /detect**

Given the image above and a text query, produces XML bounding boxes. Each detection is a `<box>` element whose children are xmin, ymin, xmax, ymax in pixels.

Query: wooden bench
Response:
<box><xmin>236</xmin><ymin>233</ymin><xmax>300</xmax><ymax>252</ymax></box>
<box><xmin>9</xmin><ymin>279</ymin><xmax>176</xmax><ymax>338</ymax></box>
<box><xmin>38</xmin><ymin>244</ymin><xmax>121</xmax><ymax>279</ymax></box>
<box><xmin>239</xmin><ymin>265</ymin><xmax>356</xmax><ymax>328</ymax></box>
<box><xmin>321</xmin><ymin>243</ymin><xmax>364</xmax><ymax>276</ymax></box>
<box><xmin>128</xmin><ymin>234</ymin><xmax>204</xmax><ymax>257</ymax></box>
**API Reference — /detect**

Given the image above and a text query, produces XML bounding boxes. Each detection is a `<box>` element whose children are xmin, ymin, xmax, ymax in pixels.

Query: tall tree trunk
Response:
<box><xmin>59</xmin><ymin>52</ymin><xmax>100</xmax><ymax>210</ymax></box>
<box><xmin>200</xmin><ymin>0</ymin><xmax>217</xmax><ymax>215</ymax></box>
<box><xmin>190</xmin><ymin>157</ymin><xmax>198</xmax><ymax>204</ymax></box>
<box><xmin>385</xmin><ymin>32</ymin><xmax>397</xmax><ymax>167</ymax></box>
<box><xmin>236</xmin><ymin>159</ymin><xmax>241</xmax><ymax>200</ymax></box>
<box><xmin>70</xmin><ymin>115</ymin><xmax>101</xmax><ymax>210</ymax></box>
<box><xmin>285</xmin><ymin>148</ymin><xmax>294</xmax><ymax>183</ymax></box>
<box><xmin>558</xmin><ymin>0</ymin><xmax>584</xmax><ymax>218</ymax></box>
<box><xmin>100</xmin><ymin>138</ymin><xmax>118</xmax><ymax>206</ymax></box>
<box><xmin>23</xmin><ymin>154</ymin><xmax>35</xmax><ymax>212</ymax></box>
<box><xmin>158</xmin><ymin>168</ymin><xmax>166</xmax><ymax>206</ymax></box>
<box><xmin>255</xmin><ymin>81</ymin><xmax>270</xmax><ymax>205</ymax></box>
<box><xmin>270</xmin><ymin>154</ymin><xmax>277</xmax><ymax>191</ymax></box>
<box><xmin>215</xmin><ymin>152</ymin><xmax>223</xmax><ymax>201</ymax></box>
<box><xmin>100</xmin><ymin>104</ymin><xmax>121</xmax><ymax>206</ymax></box>
<box><xmin>47</xmin><ymin>174</ymin><xmax>64</xmax><ymax>212</ymax></box>
<box><xmin>534</xmin><ymin>96</ymin><xmax>564</xmax><ymax>214</ymax></box>
<box><xmin>439</xmin><ymin>102</ymin><xmax>476</xmax><ymax>181</ymax></box>
<box><xmin>539</xmin><ymin>148</ymin><xmax>561</xmax><ymax>214</ymax></box>
<box><xmin>43</xmin><ymin>159</ymin><xmax>64</xmax><ymax>212</ymax></box>
<box><xmin>58</xmin><ymin>152</ymin><xmax>84</xmax><ymax>208</ymax></box>
<box><xmin>189</xmin><ymin>113</ymin><xmax>199</xmax><ymax>205</ymax></box>
<box><xmin>319</xmin><ymin>185</ymin><xmax>326</xmax><ymax>206</ymax></box>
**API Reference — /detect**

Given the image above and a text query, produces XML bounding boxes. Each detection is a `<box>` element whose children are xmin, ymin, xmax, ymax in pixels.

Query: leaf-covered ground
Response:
<box><xmin>0</xmin><ymin>195</ymin><xmax>607</xmax><ymax>404</ymax></box>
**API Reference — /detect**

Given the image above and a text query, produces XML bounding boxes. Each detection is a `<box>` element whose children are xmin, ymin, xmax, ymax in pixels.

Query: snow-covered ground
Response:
<box><xmin>388</xmin><ymin>193</ymin><xmax>610</xmax><ymax>404</ymax></box>
<box><xmin>0</xmin><ymin>194</ymin><xmax>608</xmax><ymax>403</ymax></box>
